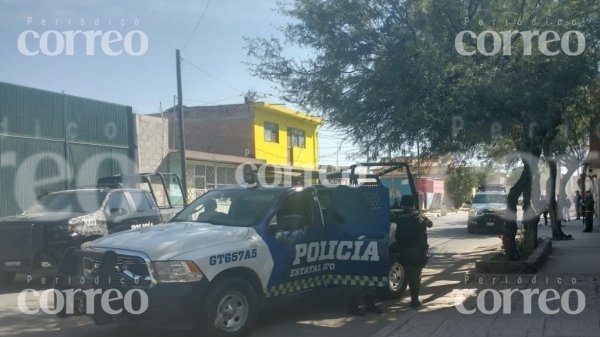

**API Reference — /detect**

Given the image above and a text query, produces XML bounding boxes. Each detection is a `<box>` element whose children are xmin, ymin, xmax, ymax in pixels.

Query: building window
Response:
<box><xmin>289</xmin><ymin>128</ymin><xmax>305</xmax><ymax>148</ymax></box>
<box><xmin>264</xmin><ymin>122</ymin><xmax>279</xmax><ymax>143</ymax></box>
<box><xmin>188</xmin><ymin>162</ymin><xmax>238</xmax><ymax>198</ymax></box>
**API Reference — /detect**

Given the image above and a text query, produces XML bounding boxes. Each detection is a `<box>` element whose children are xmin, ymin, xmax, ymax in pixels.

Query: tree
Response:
<box><xmin>247</xmin><ymin>0</ymin><xmax>600</xmax><ymax>258</ymax></box>
<box><xmin>445</xmin><ymin>166</ymin><xmax>478</xmax><ymax>209</ymax></box>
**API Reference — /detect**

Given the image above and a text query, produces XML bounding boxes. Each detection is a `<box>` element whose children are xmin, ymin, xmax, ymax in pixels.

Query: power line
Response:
<box><xmin>181</xmin><ymin>0</ymin><xmax>213</xmax><ymax>51</ymax></box>
<box><xmin>181</xmin><ymin>58</ymin><xmax>244</xmax><ymax>94</ymax></box>
<box><xmin>319</xmin><ymin>150</ymin><xmax>356</xmax><ymax>158</ymax></box>
<box><xmin>184</xmin><ymin>94</ymin><xmax>244</xmax><ymax>105</ymax></box>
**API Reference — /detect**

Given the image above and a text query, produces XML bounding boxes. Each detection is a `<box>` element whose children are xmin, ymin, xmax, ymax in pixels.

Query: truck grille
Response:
<box><xmin>0</xmin><ymin>223</ymin><xmax>44</xmax><ymax>262</ymax></box>
<box><xmin>82</xmin><ymin>251</ymin><xmax>152</xmax><ymax>287</ymax></box>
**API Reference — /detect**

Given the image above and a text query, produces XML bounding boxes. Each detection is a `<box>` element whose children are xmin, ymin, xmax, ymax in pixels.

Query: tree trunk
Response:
<box><xmin>504</xmin><ymin>158</ymin><xmax>530</xmax><ymax>260</ymax></box>
<box><xmin>558</xmin><ymin>162</ymin><xmax>580</xmax><ymax>222</ymax></box>
<box><xmin>523</xmin><ymin>156</ymin><xmax>539</xmax><ymax>249</ymax></box>
<box><xmin>548</xmin><ymin>160</ymin><xmax>563</xmax><ymax>239</ymax></box>
<box><xmin>578</xmin><ymin>164</ymin><xmax>589</xmax><ymax>194</ymax></box>
<box><xmin>560</xmin><ymin>163</ymin><xmax>579</xmax><ymax>199</ymax></box>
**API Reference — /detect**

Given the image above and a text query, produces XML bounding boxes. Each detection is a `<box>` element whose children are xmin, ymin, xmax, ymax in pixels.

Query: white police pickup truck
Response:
<box><xmin>55</xmin><ymin>163</ymin><xmax>421</xmax><ymax>337</ymax></box>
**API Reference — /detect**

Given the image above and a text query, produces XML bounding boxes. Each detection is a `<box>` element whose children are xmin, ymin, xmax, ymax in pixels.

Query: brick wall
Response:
<box><xmin>167</xmin><ymin>104</ymin><xmax>255</xmax><ymax>158</ymax></box>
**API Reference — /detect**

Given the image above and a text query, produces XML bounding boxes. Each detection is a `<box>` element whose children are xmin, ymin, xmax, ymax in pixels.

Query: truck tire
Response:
<box><xmin>199</xmin><ymin>278</ymin><xmax>259</xmax><ymax>337</ymax></box>
<box><xmin>378</xmin><ymin>261</ymin><xmax>407</xmax><ymax>300</ymax></box>
<box><xmin>0</xmin><ymin>271</ymin><xmax>15</xmax><ymax>286</ymax></box>
<box><xmin>467</xmin><ymin>224</ymin><xmax>474</xmax><ymax>234</ymax></box>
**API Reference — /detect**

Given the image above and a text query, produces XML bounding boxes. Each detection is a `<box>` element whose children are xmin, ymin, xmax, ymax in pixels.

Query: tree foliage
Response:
<box><xmin>247</xmin><ymin>0</ymin><xmax>600</xmax><ymax>257</ymax></box>
<box><xmin>247</xmin><ymin>0</ymin><xmax>600</xmax><ymax>156</ymax></box>
<box><xmin>445</xmin><ymin>166</ymin><xmax>478</xmax><ymax>209</ymax></box>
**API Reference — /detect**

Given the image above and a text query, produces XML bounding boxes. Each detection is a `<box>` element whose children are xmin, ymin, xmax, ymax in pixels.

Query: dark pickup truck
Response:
<box><xmin>0</xmin><ymin>173</ymin><xmax>184</xmax><ymax>285</ymax></box>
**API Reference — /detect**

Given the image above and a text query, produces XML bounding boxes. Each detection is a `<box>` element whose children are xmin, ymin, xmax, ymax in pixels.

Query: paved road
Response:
<box><xmin>0</xmin><ymin>212</ymin><xmax>501</xmax><ymax>337</ymax></box>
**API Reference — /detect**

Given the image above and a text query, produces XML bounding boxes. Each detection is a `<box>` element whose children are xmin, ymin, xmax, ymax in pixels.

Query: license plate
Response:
<box><xmin>4</xmin><ymin>261</ymin><xmax>21</xmax><ymax>267</ymax></box>
<box><xmin>486</xmin><ymin>222</ymin><xmax>495</xmax><ymax>227</ymax></box>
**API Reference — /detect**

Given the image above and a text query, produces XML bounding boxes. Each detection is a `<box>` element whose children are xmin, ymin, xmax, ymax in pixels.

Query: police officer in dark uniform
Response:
<box><xmin>583</xmin><ymin>190</ymin><xmax>595</xmax><ymax>232</ymax></box>
<box><xmin>393</xmin><ymin>211</ymin><xmax>432</xmax><ymax>308</ymax></box>
<box><xmin>400</xmin><ymin>214</ymin><xmax>431</xmax><ymax>307</ymax></box>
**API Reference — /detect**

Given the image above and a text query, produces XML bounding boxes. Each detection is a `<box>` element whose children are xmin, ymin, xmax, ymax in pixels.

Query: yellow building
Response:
<box><xmin>253</xmin><ymin>102</ymin><xmax>322</xmax><ymax>169</ymax></box>
<box><xmin>159</xmin><ymin>101</ymin><xmax>323</xmax><ymax>196</ymax></box>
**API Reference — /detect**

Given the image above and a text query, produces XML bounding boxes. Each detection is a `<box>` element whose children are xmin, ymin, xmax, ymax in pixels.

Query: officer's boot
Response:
<box><xmin>347</xmin><ymin>296</ymin><xmax>365</xmax><ymax>316</ymax></box>
<box><xmin>365</xmin><ymin>294</ymin><xmax>383</xmax><ymax>314</ymax></box>
<box><xmin>409</xmin><ymin>277</ymin><xmax>422</xmax><ymax>308</ymax></box>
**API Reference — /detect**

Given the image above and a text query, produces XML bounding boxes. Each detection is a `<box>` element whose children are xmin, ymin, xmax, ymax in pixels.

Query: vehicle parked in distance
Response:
<box><xmin>467</xmin><ymin>191</ymin><xmax>507</xmax><ymax>234</ymax></box>
<box><xmin>0</xmin><ymin>172</ymin><xmax>183</xmax><ymax>285</ymax></box>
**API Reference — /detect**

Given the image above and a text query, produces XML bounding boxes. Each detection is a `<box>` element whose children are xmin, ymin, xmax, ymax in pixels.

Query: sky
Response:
<box><xmin>0</xmin><ymin>0</ymin><xmax>359</xmax><ymax>165</ymax></box>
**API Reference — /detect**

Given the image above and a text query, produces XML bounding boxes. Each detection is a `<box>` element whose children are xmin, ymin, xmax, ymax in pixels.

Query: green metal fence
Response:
<box><xmin>0</xmin><ymin>82</ymin><xmax>134</xmax><ymax>217</ymax></box>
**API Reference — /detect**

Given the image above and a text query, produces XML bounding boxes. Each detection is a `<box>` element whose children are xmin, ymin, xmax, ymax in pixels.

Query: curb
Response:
<box><xmin>474</xmin><ymin>239</ymin><xmax>552</xmax><ymax>274</ymax></box>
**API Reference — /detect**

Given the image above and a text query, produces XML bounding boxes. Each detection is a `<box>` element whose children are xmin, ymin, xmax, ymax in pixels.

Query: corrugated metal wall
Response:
<box><xmin>0</xmin><ymin>82</ymin><xmax>134</xmax><ymax>217</ymax></box>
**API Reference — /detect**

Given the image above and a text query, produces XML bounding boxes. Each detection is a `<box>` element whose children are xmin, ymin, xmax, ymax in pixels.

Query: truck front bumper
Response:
<box><xmin>468</xmin><ymin>215</ymin><xmax>504</xmax><ymax>232</ymax></box>
<box><xmin>57</xmin><ymin>276</ymin><xmax>210</xmax><ymax>329</ymax></box>
<box><xmin>54</xmin><ymin>248</ymin><xmax>211</xmax><ymax>330</ymax></box>
<box><xmin>111</xmin><ymin>281</ymin><xmax>210</xmax><ymax>329</ymax></box>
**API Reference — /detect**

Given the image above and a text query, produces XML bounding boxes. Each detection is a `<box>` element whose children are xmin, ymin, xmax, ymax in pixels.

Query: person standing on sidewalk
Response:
<box><xmin>393</xmin><ymin>213</ymin><xmax>432</xmax><ymax>308</ymax></box>
<box><xmin>583</xmin><ymin>190</ymin><xmax>595</xmax><ymax>232</ymax></box>
<box><xmin>575</xmin><ymin>190</ymin><xmax>582</xmax><ymax>220</ymax></box>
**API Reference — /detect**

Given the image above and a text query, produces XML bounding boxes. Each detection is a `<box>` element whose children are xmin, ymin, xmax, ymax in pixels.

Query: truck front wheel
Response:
<box><xmin>0</xmin><ymin>271</ymin><xmax>15</xmax><ymax>286</ymax></box>
<box><xmin>200</xmin><ymin>278</ymin><xmax>259</xmax><ymax>337</ymax></box>
<box><xmin>378</xmin><ymin>261</ymin><xmax>407</xmax><ymax>299</ymax></box>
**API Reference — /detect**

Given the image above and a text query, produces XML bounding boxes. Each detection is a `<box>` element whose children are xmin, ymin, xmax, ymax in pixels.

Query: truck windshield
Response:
<box><xmin>472</xmin><ymin>194</ymin><xmax>507</xmax><ymax>204</ymax></box>
<box><xmin>26</xmin><ymin>191</ymin><xmax>107</xmax><ymax>214</ymax></box>
<box><xmin>172</xmin><ymin>189</ymin><xmax>282</xmax><ymax>227</ymax></box>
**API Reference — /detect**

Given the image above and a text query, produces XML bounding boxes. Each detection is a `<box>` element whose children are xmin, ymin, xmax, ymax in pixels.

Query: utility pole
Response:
<box><xmin>176</xmin><ymin>49</ymin><xmax>188</xmax><ymax>205</ymax></box>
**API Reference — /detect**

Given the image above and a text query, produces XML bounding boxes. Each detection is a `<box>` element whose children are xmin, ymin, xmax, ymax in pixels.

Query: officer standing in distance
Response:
<box><xmin>583</xmin><ymin>190</ymin><xmax>595</xmax><ymax>233</ymax></box>
<box><xmin>392</xmin><ymin>204</ymin><xmax>432</xmax><ymax>308</ymax></box>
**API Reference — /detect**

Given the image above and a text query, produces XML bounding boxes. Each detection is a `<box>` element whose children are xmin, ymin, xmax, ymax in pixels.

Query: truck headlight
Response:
<box><xmin>469</xmin><ymin>209</ymin><xmax>483</xmax><ymax>217</ymax></box>
<box><xmin>153</xmin><ymin>261</ymin><xmax>204</xmax><ymax>283</ymax></box>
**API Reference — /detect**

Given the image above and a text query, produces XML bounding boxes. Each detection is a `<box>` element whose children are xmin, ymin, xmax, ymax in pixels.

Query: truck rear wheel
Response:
<box><xmin>199</xmin><ymin>278</ymin><xmax>258</xmax><ymax>337</ymax></box>
<box><xmin>378</xmin><ymin>261</ymin><xmax>407</xmax><ymax>299</ymax></box>
<box><xmin>0</xmin><ymin>271</ymin><xmax>15</xmax><ymax>286</ymax></box>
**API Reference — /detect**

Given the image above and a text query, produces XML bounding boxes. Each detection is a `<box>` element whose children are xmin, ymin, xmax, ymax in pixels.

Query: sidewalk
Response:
<box><xmin>371</xmin><ymin>219</ymin><xmax>600</xmax><ymax>337</ymax></box>
<box><xmin>542</xmin><ymin>218</ymin><xmax>600</xmax><ymax>275</ymax></box>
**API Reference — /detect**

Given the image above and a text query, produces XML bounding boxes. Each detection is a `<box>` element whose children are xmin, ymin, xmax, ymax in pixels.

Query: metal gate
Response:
<box><xmin>0</xmin><ymin>82</ymin><xmax>135</xmax><ymax>217</ymax></box>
